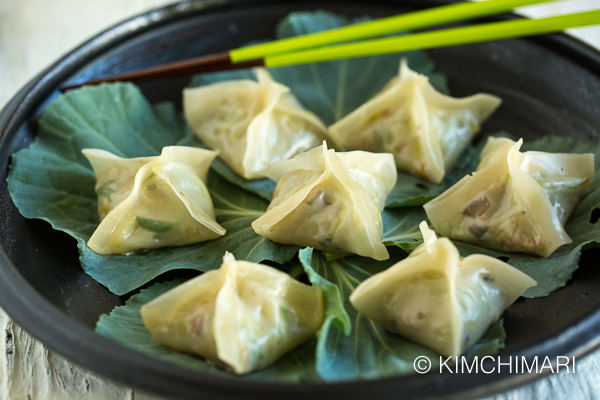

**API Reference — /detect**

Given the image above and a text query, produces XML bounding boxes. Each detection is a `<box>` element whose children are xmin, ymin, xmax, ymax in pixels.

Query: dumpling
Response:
<box><xmin>349</xmin><ymin>222</ymin><xmax>536</xmax><ymax>357</ymax></box>
<box><xmin>183</xmin><ymin>68</ymin><xmax>327</xmax><ymax>179</ymax></box>
<box><xmin>328</xmin><ymin>60</ymin><xmax>501</xmax><ymax>183</ymax></box>
<box><xmin>252</xmin><ymin>142</ymin><xmax>397</xmax><ymax>260</ymax></box>
<box><xmin>82</xmin><ymin>146</ymin><xmax>225</xmax><ymax>254</ymax></box>
<box><xmin>424</xmin><ymin>137</ymin><xmax>595</xmax><ymax>257</ymax></box>
<box><xmin>140</xmin><ymin>252</ymin><xmax>324</xmax><ymax>374</ymax></box>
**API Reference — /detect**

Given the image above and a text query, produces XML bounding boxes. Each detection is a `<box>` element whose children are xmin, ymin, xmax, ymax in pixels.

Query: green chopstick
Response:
<box><xmin>264</xmin><ymin>9</ymin><xmax>600</xmax><ymax>68</ymax></box>
<box><xmin>230</xmin><ymin>0</ymin><xmax>554</xmax><ymax>63</ymax></box>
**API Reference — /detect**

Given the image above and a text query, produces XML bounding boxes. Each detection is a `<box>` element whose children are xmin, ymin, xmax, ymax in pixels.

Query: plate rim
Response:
<box><xmin>1</xmin><ymin>1</ymin><xmax>600</xmax><ymax>399</ymax></box>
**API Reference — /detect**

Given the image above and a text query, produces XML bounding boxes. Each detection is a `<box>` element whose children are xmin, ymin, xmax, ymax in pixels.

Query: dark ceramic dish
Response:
<box><xmin>2</xmin><ymin>1</ymin><xmax>600</xmax><ymax>399</ymax></box>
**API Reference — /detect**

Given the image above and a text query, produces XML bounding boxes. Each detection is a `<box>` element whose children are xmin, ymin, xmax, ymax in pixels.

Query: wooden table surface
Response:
<box><xmin>1</xmin><ymin>1</ymin><xmax>600</xmax><ymax>399</ymax></box>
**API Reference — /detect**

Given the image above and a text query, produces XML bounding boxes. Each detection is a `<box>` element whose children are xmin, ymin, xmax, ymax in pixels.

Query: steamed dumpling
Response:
<box><xmin>83</xmin><ymin>146</ymin><xmax>225</xmax><ymax>254</ymax></box>
<box><xmin>350</xmin><ymin>222</ymin><xmax>536</xmax><ymax>357</ymax></box>
<box><xmin>141</xmin><ymin>252</ymin><xmax>324</xmax><ymax>374</ymax></box>
<box><xmin>328</xmin><ymin>60</ymin><xmax>501</xmax><ymax>183</ymax></box>
<box><xmin>424</xmin><ymin>137</ymin><xmax>594</xmax><ymax>257</ymax></box>
<box><xmin>184</xmin><ymin>68</ymin><xmax>327</xmax><ymax>179</ymax></box>
<box><xmin>252</xmin><ymin>142</ymin><xmax>397</xmax><ymax>260</ymax></box>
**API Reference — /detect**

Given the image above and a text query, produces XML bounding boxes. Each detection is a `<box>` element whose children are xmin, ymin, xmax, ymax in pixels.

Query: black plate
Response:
<box><xmin>2</xmin><ymin>1</ymin><xmax>600</xmax><ymax>399</ymax></box>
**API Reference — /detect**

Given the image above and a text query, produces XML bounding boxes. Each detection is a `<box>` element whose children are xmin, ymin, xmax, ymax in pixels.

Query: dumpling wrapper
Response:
<box><xmin>424</xmin><ymin>137</ymin><xmax>595</xmax><ymax>257</ymax></box>
<box><xmin>141</xmin><ymin>252</ymin><xmax>324</xmax><ymax>374</ymax></box>
<box><xmin>252</xmin><ymin>142</ymin><xmax>397</xmax><ymax>260</ymax></box>
<box><xmin>184</xmin><ymin>68</ymin><xmax>327</xmax><ymax>179</ymax></box>
<box><xmin>82</xmin><ymin>146</ymin><xmax>225</xmax><ymax>255</ymax></box>
<box><xmin>328</xmin><ymin>59</ymin><xmax>502</xmax><ymax>183</ymax></box>
<box><xmin>350</xmin><ymin>222</ymin><xmax>536</xmax><ymax>357</ymax></box>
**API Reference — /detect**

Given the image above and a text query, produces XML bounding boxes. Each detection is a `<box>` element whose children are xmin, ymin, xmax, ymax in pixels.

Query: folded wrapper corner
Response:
<box><xmin>140</xmin><ymin>252</ymin><xmax>324</xmax><ymax>374</ymax></box>
<box><xmin>328</xmin><ymin>59</ymin><xmax>501</xmax><ymax>183</ymax></box>
<box><xmin>424</xmin><ymin>137</ymin><xmax>595</xmax><ymax>257</ymax></box>
<box><xmin>82</xmin><ymin>146</ymin><xmax>225</xmax><ymax>255</ymax></box>
<box><xmin>350</xmin><ymin>221</ymin><xmax>536</xmax><ymax>357</ymax></box>
<box><xmin>184</xmin><ymin>68</ymin><xmax>328</xmax><ymax>180</ymax></box>
<box><xmin>252</xmin><ymin>142</ymin><xmax>397</xmax><ymax>260</ymax></box>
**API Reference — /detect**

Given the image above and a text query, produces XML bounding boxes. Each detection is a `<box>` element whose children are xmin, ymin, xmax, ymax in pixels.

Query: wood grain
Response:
<box><xmin>1</xmin><ymin>1</ymin><xmax>599</xmax><ymax>399</ymax></box>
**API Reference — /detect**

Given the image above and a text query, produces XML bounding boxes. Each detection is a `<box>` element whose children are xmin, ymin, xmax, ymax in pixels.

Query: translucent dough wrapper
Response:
<box><xmin>424</xmin><ymin>137</ymin><xmax>594</xmax><ymax>257</ymax></box>
<box><xmin>184</xmin><ymin>68</ymin><xmax>327</xmax><ymax>179</ymax></box>
<box><xmin>328</xmin><ymin>60</ymin><xmax>501</xmax><ymax>183</ymax></box>
<box><xmin>141</xmin><ymin>252</ymin><xmax>324</xmax><ymax>374</ymax></box>
<box><xmin>82</xmin><ymin>146</ymin><xmax>225</xmax><ymax>254</ymax></box>
<box><xmin>252</xmin><ymin>142</ymin><xmax>397</xmax><ymax>260</ymax></box>
<box><xmin>350</xmin><ymin>222</ymin><xmax>536</xmax><ymax>357</ymax></box>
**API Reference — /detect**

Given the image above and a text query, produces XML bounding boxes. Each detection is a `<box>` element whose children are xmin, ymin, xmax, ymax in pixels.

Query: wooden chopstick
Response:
<box><xmin>59</xmin><ymin>0</ymin><xmax>553</xmax><ymax>91</ymax></box>
<box><xmin>265</xmin><ymin>9</ymin><xmax>600</xmax><ymax>67</ymax></box>
<box><xmin>60</xmin><ymin>54</ymin><xmax>263</xmax><ymax>91</ymax></box>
